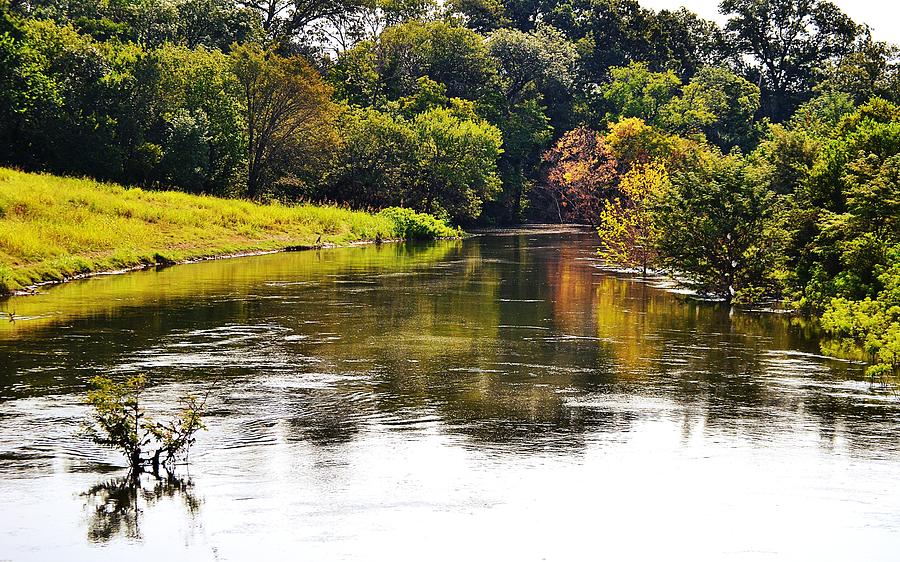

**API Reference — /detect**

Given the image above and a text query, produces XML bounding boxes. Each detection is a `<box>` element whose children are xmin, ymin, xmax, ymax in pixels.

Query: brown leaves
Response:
<box><xmin>541</xmin><ymin>126</ymin><xmax>619</xmax><ymax>224</ymax></box>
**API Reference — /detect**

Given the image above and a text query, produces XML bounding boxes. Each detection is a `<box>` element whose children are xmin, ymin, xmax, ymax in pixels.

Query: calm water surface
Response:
<box><xmin>2</xmin><ymin>228</ymin><xmax>900</xmax><ymax>560</ymax></box>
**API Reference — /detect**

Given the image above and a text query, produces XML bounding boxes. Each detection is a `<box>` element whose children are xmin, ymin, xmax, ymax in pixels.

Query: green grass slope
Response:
<box><xmin>0</xmin><ymin>168</ymin><xmax>457</xmax><ymax>295</ymax></box>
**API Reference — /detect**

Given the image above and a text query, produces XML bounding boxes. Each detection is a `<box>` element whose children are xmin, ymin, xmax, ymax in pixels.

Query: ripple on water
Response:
<box><xmin>0</xmin><ymin>396</ymin><xmax>122</xmax><ymax>476</ymax></box>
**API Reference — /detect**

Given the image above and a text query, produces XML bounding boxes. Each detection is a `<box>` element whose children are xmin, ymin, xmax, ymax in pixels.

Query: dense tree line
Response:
<box><xmin>2</xmin><ymin>0</ymin><xmax>900</xmax><ymax>373</ymax></box>
<box><xmin>4</xmin><ymin>0</ymin><xmax>895</xmax><ymax>220</ymax></box>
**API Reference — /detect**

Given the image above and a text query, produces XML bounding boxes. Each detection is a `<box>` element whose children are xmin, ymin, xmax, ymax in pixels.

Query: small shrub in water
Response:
<box><xmin>86</xmin><ymin>374</ymin><xmax>205</xmax><ymax>473</ymax></box>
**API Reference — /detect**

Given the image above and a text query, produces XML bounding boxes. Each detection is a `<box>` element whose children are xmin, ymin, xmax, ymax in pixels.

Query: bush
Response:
<box><xmin>86</xmin><ymin>374</ymin><xmax>205</xmax><ymax>474</ymax></box>
<box><xmin>379</xmin><ymin>207</ymin><xmax>460</xmax><ymax>240</ymax></box>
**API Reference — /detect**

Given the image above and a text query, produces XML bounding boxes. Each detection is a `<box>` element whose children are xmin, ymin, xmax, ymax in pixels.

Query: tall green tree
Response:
<box><xmin>653</xmin><ymin>151</ymin><xmax>779</xmax><ymax>302</ymax></box>
<box><xmin>600</xmin><ymin>61</ymin><xmax>680</xmax><ymax>125</ymax></box>
<box><xmin>660</xmin><ymin>66</ymin><xmax>760</xmax><ymax>150</ymax></box>
<box><xmin>152</xmin><ymin>44</ymin><xmax>246</xmax><ymax>194</ymax></box>
<box><xmin>817</xmin><ymin>31</ymin><xmax>900</xmax><ymax>105</ymax></box>
<box><xmin>373</xmin><ymin>20</ymin><xmax>496</xmax><ymax>101</ymax></box>
<box><xmin>230</xmin><ymin>44</ymin><xmax>338</xmax><ymax>198</ymax></box>
<box><xmin>486</xmin><ymin>24</ymin><xmax>574</xmax><ymax>221</ymax></box>
<box><xmin>328</xmin><ymin>103</ymin><xmax>502</xmax><ymax>221</ymax></box>
<box><xmin>720</xmin><ymin>0</ymin><xmax>860</xmax><ymax>121</ymax></box>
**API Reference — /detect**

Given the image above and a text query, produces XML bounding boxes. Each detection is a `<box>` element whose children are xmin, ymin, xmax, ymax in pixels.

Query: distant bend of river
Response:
<box><xmin>2</xmin><ymin>226</ymin><xmax>899</xmax><ymax>560</ymax></box>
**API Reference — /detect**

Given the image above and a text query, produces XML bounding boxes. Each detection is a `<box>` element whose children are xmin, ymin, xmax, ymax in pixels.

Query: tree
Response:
<box><xmin>175</xmin><ymin>0</ymin><xmax>261</xmax><ymax>50</ymax></box>
<box><xmin>0</xmin><ymin>7</ymin><xmax>59</xmax><ymax>160</ymax></box>
<box><xmin>660</xmin><ymin>66</ymin><xmax>761</xmax><ymax>150</ymax></box>
<box><xmin>653</xmin><ymin>151</ymin><xmax>778</xmax><ymax>302</ymax></box>
<box><xmin>596</xmin><ymin>162</ymin><xmax>668</xmax><ymax>275</ymax></box>
<box><xmin>152</xmin><ymin>44</ymin><xmax>246</xmax><ymax>195</ymax></box>
<box><xmin>486</xmin><ymin>24</ymin><xmax>574</xmax><ymax>221</ymax></box>
<box><xmin>781</xmin><ymin>98</ymin><xmax>900</xmax><ymax>309</ymax></box>
<box><xmin>720</xmin><ymin>0</ymin><xmax>860</xmax><ymax>121</ymax></box>
<box><xmin>578</xmin><ymin>0</ymin><xmax>660</xmax><ymax>77</ymax></box>
<box><xmin>230</xmin><ymin>44</ymin><xmax>338</xmax><ymax>198</ymax></box>
<box><xmin>236</xmin><ymin>0</ymin><xmax>350</xmax><ymax>43</ymax></box>
<box><xmin>312</xmin><ymin>0</ymin><xmax>436</xmax><ymax>55</ymax></box>
<box><xmin>541</xmin><ymin>126</ymin><xmax>619</xmax><ymax>223</ymax></box>
<box><xmin>487</xmin><ymin>24</ymin><xmax>575</xmax><ymax>105</ymax></box>
<box><xmin>445</xmin><ymin>0</ymin><xmax>507</xmax><ymax>33</ymax></box>
<box><xmin>410</xmin><ymin>106</ymin><xmax>503</xmax><ymax>220</ymax></box>
<box><xmin>373</xmin><ymin>20</ymin><xmax>497</xmax><ymax>102</ymax></box>
<box><xmin>817</xmin><ymin>31</ymin><xmax>900</xmax><ymax>105</ymax></box>
<box><xmin>328</xmin><ymin>102</ymin><xmax>502</xmax><ymax>221</ymax></box>
<box><xmin>86</xmin><ymin>374</ymin><xmax>205</xmax><ymax>474</ymax></box>
<box><xmin>5</xmin><ymin>18</ymin><xmax>145</xmax><ymax>179</ymax></box>
<box><xmin>600</xmin><ymin>62</ymin><xmax>680</xmax><ymax>126</ymax></box>
<box><xmin>653</xmin><ymin>8</ymin><xmax>734</xmax><ymax>79</ymax></box>
<box><xmin>604</xmin><ymin>117</ymin><xmax>686</xmax><ymax>169</ymax></box>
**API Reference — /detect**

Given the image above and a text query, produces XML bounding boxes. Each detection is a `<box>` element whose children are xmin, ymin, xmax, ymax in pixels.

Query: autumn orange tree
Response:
<box><xmin>596</xmin><ymin>162</ymin><xmax>669</xmax><ymax>276</ymax></box>
<box><xmin>541</xmin><ymin>126</ymin><xmax>619</xmax><ymax>224</ymax></box>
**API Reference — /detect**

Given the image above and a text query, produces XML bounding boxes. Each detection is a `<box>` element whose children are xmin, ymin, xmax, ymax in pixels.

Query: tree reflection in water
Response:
<box><xmin>81</xmin><ymin>469</ymin><xmax>200</xmax><ymax>542</ymax></box>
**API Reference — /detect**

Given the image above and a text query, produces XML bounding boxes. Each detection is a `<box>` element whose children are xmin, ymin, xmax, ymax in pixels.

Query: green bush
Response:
<box><xmin>379</xmin><ymin>207</ymin><xmax>461</xmax><ymax>240</ymax></box>
<box><xmin>86</xmin><ymin>374</ymin><xmax>206</xmax><ymax>473</ymax></box>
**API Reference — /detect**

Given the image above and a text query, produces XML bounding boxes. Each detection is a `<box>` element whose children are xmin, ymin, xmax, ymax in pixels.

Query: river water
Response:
<box><xmin>1</xmin><ymin>227</ymin><xmax>899</xmax><ymax>560</ymax></box>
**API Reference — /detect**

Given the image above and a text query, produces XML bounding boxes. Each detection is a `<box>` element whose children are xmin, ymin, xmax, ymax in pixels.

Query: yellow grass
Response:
<box><xmin>0</xmin><ymin>168</ymin><xmax>400</xmax><ymax>294</ymax></box>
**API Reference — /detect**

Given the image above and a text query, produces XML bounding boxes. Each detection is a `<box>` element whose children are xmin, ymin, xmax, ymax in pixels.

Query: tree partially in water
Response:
<box><xmin>596</xmin><ymin>161</ymin><xmax>668</xmax><ymax>276</ymax></box>
<box><xmin>85</xmin><ymin>374</ymin><xmax>206</xmax><ymax>474</ymax></box>
<box><xmin>652</xmin><ymin>152</ymin><xmax>779</xmax><ymax>303</ymax></box>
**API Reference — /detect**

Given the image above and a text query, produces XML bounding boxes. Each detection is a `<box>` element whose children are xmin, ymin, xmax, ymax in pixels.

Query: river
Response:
<box><xmin>1</xmin><ymin>227</ymin><xmax>899</xmax><ymax>560</ymax></box>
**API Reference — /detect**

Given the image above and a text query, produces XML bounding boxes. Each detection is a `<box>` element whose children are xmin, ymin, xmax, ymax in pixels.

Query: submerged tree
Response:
<box><xmin>86</xmin><ymin>374</ymin><xmax>206</xmax><ymax>474</ymax></box>
<box><xmin>596</xmin><ymin>162</ymin><xmax>668</xmax><ymax>276</ymax></box>
<box><xmin>652</xmin><ymin>152</ymin><xmax>778</xmax><ymax>302</ymax></box>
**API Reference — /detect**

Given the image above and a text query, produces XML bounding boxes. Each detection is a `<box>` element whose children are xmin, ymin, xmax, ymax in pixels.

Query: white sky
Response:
<box><xmin>640</xmin><ymin>0</ymin><xmax>900</xmax><ymax>45</ymax></box>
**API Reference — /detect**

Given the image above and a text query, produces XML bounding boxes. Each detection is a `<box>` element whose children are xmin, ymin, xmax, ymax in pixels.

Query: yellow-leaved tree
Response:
<box><xmin>596</xmin><ymin>162</ymin><xmax>669</xmax><ymax>276</ymax></box>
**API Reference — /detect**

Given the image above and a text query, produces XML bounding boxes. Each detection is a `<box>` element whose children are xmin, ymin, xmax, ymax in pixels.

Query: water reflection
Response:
<box><xmin>2</xmin><ymin>228</ymin><xmax>900</xmax><ymax>559</ymax></box>
<box><xmin>0</xmin><ymin>230</ymin><xmax>889</xmax><ymax>452</ymax></box>
<box><xmin>82</xmin><ymin>470</ymin><xmax>200</xmax><ymax>542</ymax></box>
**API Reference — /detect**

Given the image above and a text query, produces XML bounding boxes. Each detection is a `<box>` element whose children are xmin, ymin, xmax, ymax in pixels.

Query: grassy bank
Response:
<box><xmin>0</xmin><ymin>168</ymin><xmax>457</xmax><ymax>295</ymax></box>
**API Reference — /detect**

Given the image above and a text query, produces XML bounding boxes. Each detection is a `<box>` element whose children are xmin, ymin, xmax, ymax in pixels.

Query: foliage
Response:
<box><xmin>820</xmin><ymin>249</ymin><xmax>900</xmax><ymax>381</ymax></box>
<box><xmin>230</xmin><ymin>44</ymin><xmax>338</xmax><ymax>199</ymax></box>
<box><xmin>378</xmin><ymin>206</ymin><xmax>459</xmax><ymax>239</ymax></box>
<box><xmin>652</xmin><ymin>151</ymin><xmax>779</xmax><ymax>302</ymax></box>
<box><xmin>373</xmin><ymin>19</ymin><xmax>496</xmax><ymax>102</ymax></box>
<box><xmin>605</xmin><ymin>117</ymin><xmax>683</xmax><ymax>168</ymax></box>
<box><xmin>660</xmin><ymin>66</ymin><xmax>761</xmax><ymax>151</ymax></box>
<box><xmin>327</xmin><ymin>104</ymin><xmax>502</xmax><ymax>222</ymax></box>
<box><xmin>600</xmin><ymin>62</ymin><xmax>680</xmax><ymax>126</ymax></box>
<box><xmin>596</xmin><ymin>162</ymin><xmax>668</xmax><ymax>275</ymax></box>
<box><xmin>780</xmin><ymin>99</ymin><xmax>900</xmax><ymax>312</ymax></box>
<box><xmin>487</xmin><ymin>24</ymin><xmax>576</xmax><ymax>105</ymax></box>
<box><xmin>86</xmin><ymin>374</ymin><xmax>205</xmax><ymax>471</ymax></box>
<box><xmin>541</xmin><ymin>126</ymin><xmax>618</xmax><ymax>224</ymax></box>
<box><xmin>720</xmin><ymin>0</ymin><xmax>860</xmax><ymax>121</ymax></box>
<box><xmin>485</xmin><ymin>24</ymin><xmax>573</xmax><ymax>222</ymax></box>
<box><xmin>570</xmin><ymin>0</ymin><xmax>732</xmax><ymax>82</ymax></box>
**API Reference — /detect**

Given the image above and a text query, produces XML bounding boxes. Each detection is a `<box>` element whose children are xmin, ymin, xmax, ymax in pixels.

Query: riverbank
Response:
<box><xmin>0</xmin><ymin>168</ymin><xmax>456</xmax><ymax>296</ymax></box>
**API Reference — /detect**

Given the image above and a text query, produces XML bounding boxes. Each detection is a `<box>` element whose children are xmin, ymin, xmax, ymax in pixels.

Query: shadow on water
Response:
<box><xmin>81</xmin><ymin>470</ymin><xmax>200</xmax><ymax>543</ymax></box>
